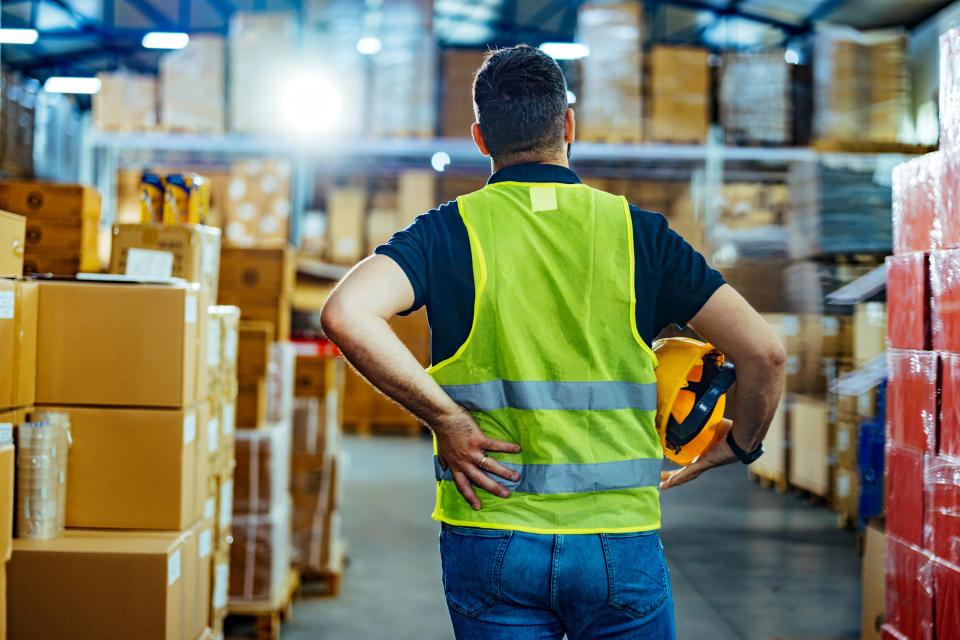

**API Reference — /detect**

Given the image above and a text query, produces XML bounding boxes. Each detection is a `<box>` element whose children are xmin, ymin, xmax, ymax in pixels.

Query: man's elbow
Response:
<box><xmin>760</xmin><ymin>340</ymin><xmax>786</xmax><ymax>373</ymax></box>
<box><xmin>320</xmin><ymin>297</ymin><xmax>348</xmax><ymax>342</ymax></box>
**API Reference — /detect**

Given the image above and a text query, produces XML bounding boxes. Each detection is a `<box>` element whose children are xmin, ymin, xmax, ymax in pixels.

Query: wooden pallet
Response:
<box><xmin>300</xmin><ymin>538</ymin><xmax>347</xmax><ymax>597</ymax></box>
<box><xmin>748</xmin><ymin>468</ymin><xmax>789</xmax><ymax>493</ymax></box>
<box><xmin>226</xmin><ymin>569</ymin><xmax>301</xmax><ymax>640</ymax></box>
<box><xmin>344</xmin><ymin>419</ymin><xmax>424</xmax><ymax>438</ymax></box>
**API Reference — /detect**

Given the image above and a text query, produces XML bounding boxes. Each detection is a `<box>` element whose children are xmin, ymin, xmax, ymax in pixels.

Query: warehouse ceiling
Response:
<box><xmin>0</xmin><ymin>0</ymin><xmax>954</xmax><ymax>79</ymax></box>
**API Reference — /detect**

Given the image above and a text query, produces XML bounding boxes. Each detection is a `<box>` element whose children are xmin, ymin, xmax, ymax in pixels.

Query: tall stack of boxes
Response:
<box><xmin>291</xmin><ymin>345</ymin><xmax>345</xmax><ymax>576</ymax></box>
<box><xmin>576</xmin><ymin>1</ymin><xmax>644</xmax><ymax>143</ymax></box>
<box><xmin>719</xmin><ymin>52</ymin><xmax>792</xmax><ymax>145</ymax></box>
<box><xmin>218</xmin><ymin>247</ymin><xmax>299</xmax><ymax>605</ymax></box>
<box><xmin>881</xmin><ymin>26</ymin><xmax>960</xmax><ymax>639</ymax></box>
<box><xmin>0</xmin><ymin>209</ymin><xmax>27</xmax><ymax>639</ymax></box>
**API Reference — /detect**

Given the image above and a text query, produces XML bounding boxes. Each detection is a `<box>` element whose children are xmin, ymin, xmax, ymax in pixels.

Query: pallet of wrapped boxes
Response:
<box><xmin>292</xmin><ymin>345</ymin><xmax>346</xmax><ymax>592</ymax></box>
<box><xmin>883</xmin><ymin>35</ymin><xmax>960</xmax><ymax>634</ymax></box>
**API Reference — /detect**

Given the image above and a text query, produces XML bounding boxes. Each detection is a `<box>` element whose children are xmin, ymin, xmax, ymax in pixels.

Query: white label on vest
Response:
<box><xmin>207</xmin><ymin>417</ymin><xmax>219</xmax><ymax>453</ymax></box>
<box><xmin>0</xmin><ymin>291</ymin><xmax>13</xmax><ymax>319</ymax></box>
<box><xmin>530</xmin><ymin>186</ymin><xmax>557</xmax><ymax>212</ymax></box>
<box><xmin>199</xmin><ymin>529</ymin><xmax>212</xmax><ymax>559</ymax></box>
<box><xmin>168</xmin><ymin>549</ymin><xmax>181</xmax><ymax>586</ymax></box>
<box><xmin>126</xmin><ymin>248</ymin><xmax>173</xmax><ymax>279</ymax></box>
<box><xmin>183</xmin><ymin>413</ymin><xmax>196</xmax><ymax>445</ymax></box>
<box><xmin>184</xmin><ymin>294</ymin><xmax>197</xmax><ymax>324</ymax></box>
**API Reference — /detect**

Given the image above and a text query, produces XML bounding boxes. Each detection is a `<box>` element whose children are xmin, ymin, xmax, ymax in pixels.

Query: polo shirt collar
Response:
<box><xmin>487</xmin><ymin>163</ymin><xmax>582</xmax><ymax>185</ymax></box>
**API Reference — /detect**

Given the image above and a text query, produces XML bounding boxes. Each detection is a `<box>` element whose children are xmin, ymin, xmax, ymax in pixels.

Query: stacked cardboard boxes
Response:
<box><xmin>646</xmin><ymin>46</ymin><xmax>709</xmax><ymax>144</ymax></box>
<box><xmin>109</xmin><ymin>223</ymin><xmax>222</xmax><ymax>297</ymax></box>
<box><xmin>439</xmin><ymin>49</ymin><xmax>485</xmax><ymax>139</ymax></box>
<box><xmin>3</xmin><ymin>273</ymin><xmax>235</xmax><ymax>640</ymax></box>
<box><xmin>576</xmin><ymin>2</ymin><xmax>644</xmax><ymax>143</ymax></box>
<box><xmin>0</xmin><ymin>70</ymin><xmax>36</xmax><ymax>178</ymax></box>
<box><xmin>812</xmin><ymin>27</ymin><xmax>908</xmax><ymax>145</ymax></box>
<box><xmin>368</xmin><ymin>32</ymin><xmax>437</xmax><ymax>139</ymax></box>
<box><xmin>291</xmin><ymin>347</ymin><xmax>345</xmax><ymax>576</ymax></box>
<box><xmin>0</xmin><ymin>182</ymin><xmax>101</xmax><ymax>276</ymax></box>
<box><xmin>223</xmin><ymin>159</ymin><xmax>292</xmax><ymax>247</ymax></box>
<box><xmin>882</xmin><ymin>28</ymin><xmax>960</xmax><ymax>638</ymax></box>
<box><xmin>218</xmin><ymin>247</ymin><xmax>294</xmax><ymax>342</ymax></box>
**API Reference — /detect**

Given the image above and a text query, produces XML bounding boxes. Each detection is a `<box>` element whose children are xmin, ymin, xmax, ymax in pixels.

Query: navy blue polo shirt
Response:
<box><xmin>375</xmin><ymin>163</ymin><xmax>725</xmax><ymax>366</ymax></box>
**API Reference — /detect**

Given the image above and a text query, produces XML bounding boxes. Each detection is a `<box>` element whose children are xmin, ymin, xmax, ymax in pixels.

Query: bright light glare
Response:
<box><xmin>279</xmin><ymin>72</ymin><xmax>342</xmax><ymax>135</ymax></box>
<box><xmin>142</xmin><ymin>32</ymin><xmax>190</xmax><ymax>50</ymax></box>
<box><xmin>431</xmin><ymin>151</ymin><xmax>451</xmax><ymax>173</ymax></box>
<box><xmin>0</xmin><ymin>28</ymin><xmax>39</xmax><ymax>45</ymax></box>
<box><xmin>566</xmin><ymin>90</ymin><xmax>577</xmax><ymax>105</ymax></box>
<box><xmin>43</xmin><ymin>76</ymin><xmax>102</xmax><ymax>94</ymax></box>
<box><xmin>356</xmin><ymin>37</ymin><xmax>382</xmax><ymax>55</ymax></box>
<box><xmin>539</xmin><ymin>42</ymin><xmax>590</xmax><ymax>60</ymax></box>
<box><xmin>784</xmin><ymin>49</ymin><xmax>800</xmax><ymax>65</ymax></box>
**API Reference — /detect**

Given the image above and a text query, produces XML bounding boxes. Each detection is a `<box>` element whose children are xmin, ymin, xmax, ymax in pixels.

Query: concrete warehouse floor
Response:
<box><xmin>276</xmin><ymin>435</ymin><xmax>861</xmax><ymax>640</ymax></box>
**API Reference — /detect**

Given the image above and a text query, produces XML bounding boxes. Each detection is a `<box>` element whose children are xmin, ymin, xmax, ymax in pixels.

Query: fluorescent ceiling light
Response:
<box><xmin>43</xmin><ymin>76</ymin><xmax>102</xmax><ymax>94</ymax></box>
<box><xmin>0</xmin><ymin>28</ymin><xmax>39</xmax><ymax>45</ymax></box>
<box><xmin>539</xmin><ymin>42</ymin><xmax>589</xmax><ymax>60</ymax></box>
<box><xmin>142</xmin><ymin>32</ymin><xmax>190</xmax><ymax>50</ymax></box>
<box><xmin>356</xmin><ymin>37</ymin><xmax>382</xmax><ymax>55</ymax></box>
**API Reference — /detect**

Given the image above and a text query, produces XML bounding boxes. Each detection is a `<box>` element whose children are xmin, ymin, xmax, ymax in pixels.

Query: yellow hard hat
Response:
<box><xmin>652</xmin><ymin>337</ymin><xmax>736</xmax><ymax>466</ymax></box>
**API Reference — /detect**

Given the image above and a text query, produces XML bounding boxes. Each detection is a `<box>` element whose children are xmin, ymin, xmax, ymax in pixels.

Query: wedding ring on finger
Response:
<box><xmin>478</xmin><ymin>454</ymin><xmax>489</xmax><ymax>469</ymax></box>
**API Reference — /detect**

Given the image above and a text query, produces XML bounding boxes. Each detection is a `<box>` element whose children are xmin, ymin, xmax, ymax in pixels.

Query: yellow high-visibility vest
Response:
<box><xmin>428</xmin><ymin>181</ymin><xmax>663</xmax><ymax>534</ymax></box>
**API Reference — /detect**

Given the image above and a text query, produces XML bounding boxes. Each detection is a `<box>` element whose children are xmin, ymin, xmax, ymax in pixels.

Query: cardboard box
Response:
<box><xmin>0</xmin><ymin>279</ymin><xmax>13</xmax><ymax>409</ymax></box>
<box><xmin>748</xmin><ymin>401</ymin><xmax>787</xmax><ymax>480</ymax></box>
<box><xmin>886</xmin><ymin>349</ymin><xmax>938</xmax><ymax>454</ymax></box>
<box><xmin>862</xmin><ymin>521</ymin><xmax>886</xmax><ymax>640</ymax></box>
<box><xmin>218</xmin><ymin>397</ymin><xmax>237</xmax><ymax>474</ymax></box>
<box><xmin>647</xmin><ymin>46</ymin><xmax>709</xmax><ymax>143</ymax></box>
<box><xmin>234</xmin><ymin>422</ymin><xmax>290</xmax><ymax>515</ymax></box>
<box><xmin>93</xmin><ymin>72</ymin><xmax>158</xmax><ymax>132</ymax></box>
<box><xmin>215</xmin><ymin>469</ymin><xmax>234</xmax><ymax>551</ymax></box>
<box><xmin>230</xmin><ymin>503</ymin><xmax>291</xmax><ymax>602</ymax></box>
<box><xmin>36</xmin><ymin>281</ymin><xmax>199</xmax><ymax>408</ymax></box>
<box><xmin>0</xmin><ymin>181</ymin><xmax>100</xmax><ymax>220</ymax></box>
<box><xmin>788</xmin><ymin>395</ymin><xmax>830</xmax><ymax>496</ymax></box>
<box><xmin>210</xmin><ymin>551</ymin><xmax>230</xmax><ymax>634</ymax></box>
<box><xmin>884</xmin><ymin>535</ymin><xmax>934</xmax><ymax>640</ymax></box>
<box><xmin>217</xmin><ymin>292</ymin><xmax>290</xmax><ymax>342</ymax></box>
<box><xmin>0</xmin><ymin>211</ymin><xmax>24</xmax><ymax>277</ymax></box>
<box><xmin>853</xmin><ymin>302</ymin><xmax>886</xmax><ymax>365</ymax></box>
<box><xmin>46</xmin><ymin>405</ymin><xmax>200</xmax><ymax>530</ymax></box>
<box><xmin>886</xmin><ymin>444</ymin><xmax>925</xmax><ymax>548</ymax></box>
<box><xmin>110</xmin><ymin>224</ymin><xmax>221</xmax><ymax>296</ymax></box>
<box><xmin>8</xmin><ymin>531</ymin><xmax>188</xmax><ymax>640</ymax></box>
<box><xmin>0</xmin><ymin>444</ymin><xmax>13</xmax><ymax>562</ymax></box>
<box><xmin>237</xmin><ymin>376</ymin><xmax>267</xmax><ymax>428</ymax></box>
<box><xmin>832</xmin><ymin>464</ymin><xmax>859</xmax><ymax>516</ymax></box>
<box><xmin>238</xmin><ymin>321</ymin><xmax>272</xmax><ymax>378</ymax></box>
<box><xmin>12</xmin><ymin>280</ymin><xmax>37</xmax><ymax>408</ymax></box>
<box><xmin>222</xmin><ymin>158</ymin><xmax>292</xmax><ymax>246</ymax></box>
<box><xmin>160</xmin><ymin>35</ymin><xmax>226</xmax><ymax>134</ymax></box>
<box><xmin>821</xmin><ymin>315</ymin><xmax>853</xmax><ymax>359</ymax></box>
<box><xmin>219</xmin><ymin>247</ymin><xmax>295</xmax><ymax>299</ymax></box>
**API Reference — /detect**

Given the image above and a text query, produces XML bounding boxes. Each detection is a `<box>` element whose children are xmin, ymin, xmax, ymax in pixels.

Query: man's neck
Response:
<box><xmin>491</xmin><ymin>157</ymin><xmax>569</xmax><ymax>174</ymax></box>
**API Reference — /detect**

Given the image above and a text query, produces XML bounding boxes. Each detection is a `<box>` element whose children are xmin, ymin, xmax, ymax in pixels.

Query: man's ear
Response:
<box><xmin>564</xmin><ymin>108</ymin><xmax>575</xmax><ymax>144</ymax></box>
<box><xmin>472</xmin><ymin>122</ymin><xmax>490</xmax><ymax>157</ymax></box>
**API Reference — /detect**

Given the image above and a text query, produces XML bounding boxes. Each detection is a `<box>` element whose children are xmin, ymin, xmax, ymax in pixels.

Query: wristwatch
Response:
<box><xmin>726</xmin><ymin>431</ymin><xmax>764</xmax><ymax>465</ymax></box>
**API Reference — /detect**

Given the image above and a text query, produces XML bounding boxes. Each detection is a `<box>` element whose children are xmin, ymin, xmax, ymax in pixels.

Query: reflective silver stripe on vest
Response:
<box><xmin>440</xmin><ymin>380</ymin><xmax>657</xmax><ymax>412</ymax></box>
<box><xmin>433</xmin><ymin>456</ymin><xmax>663</xmax><ymax>494</ymax></box>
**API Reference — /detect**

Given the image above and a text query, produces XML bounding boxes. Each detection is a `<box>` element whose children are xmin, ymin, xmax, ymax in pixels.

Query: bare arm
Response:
<box><xmin>660</xmin><ymin>284</ymin><xmax>786</xmax><ymax>489</ymax></box>
<box><xmin>320</xmin><ymin>254</ymin><xmax>520</xmax><ymax>509</ymax></box>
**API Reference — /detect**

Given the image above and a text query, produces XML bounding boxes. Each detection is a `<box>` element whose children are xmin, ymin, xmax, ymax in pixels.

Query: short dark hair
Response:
<box><xmin>472</xmin><ymin>44</ymin><xmax>569</xmax><ymax>163</ymax></box>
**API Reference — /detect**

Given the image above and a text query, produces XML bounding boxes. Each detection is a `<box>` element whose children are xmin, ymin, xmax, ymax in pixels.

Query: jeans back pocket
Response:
<box><xmin>440</xmin><ymin>525</ymin><xmax>514</xmax><ymax>619</ymax></box>
<box><xmin>600</xmin><ymin>531</ymin><xmax>669</xmax><ymax>620</ymax></box>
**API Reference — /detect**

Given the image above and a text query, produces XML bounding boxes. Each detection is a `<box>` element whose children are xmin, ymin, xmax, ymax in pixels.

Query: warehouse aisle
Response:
<box><xmin>283</xmin><ymin>436</ymin><xmax>861</xmax><ymax>640</ymax></box>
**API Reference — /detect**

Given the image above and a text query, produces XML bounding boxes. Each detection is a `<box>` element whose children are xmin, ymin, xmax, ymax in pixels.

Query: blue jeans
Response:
<box><xmin>439</xmin><ymin>524</ymin><xmax>677</xmax><ymax>639</ymax></box>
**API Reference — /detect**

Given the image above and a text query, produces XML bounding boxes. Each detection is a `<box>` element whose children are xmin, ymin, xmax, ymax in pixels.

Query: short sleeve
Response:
<box><xmin>651</xmin><ymin>215</ymin><xmax>725</xmax><ymax>331</ymax></box>
<box><xmin>374</xmin><ymin>214</ymin><xmax>431</xmax><ymax>315</ymax></box>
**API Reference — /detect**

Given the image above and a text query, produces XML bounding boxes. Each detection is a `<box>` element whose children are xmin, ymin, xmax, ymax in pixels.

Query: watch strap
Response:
<box><xmin>726</xmin><ymin>430</ymin><xmax>763</xmax><ymax>465</ymax></box>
